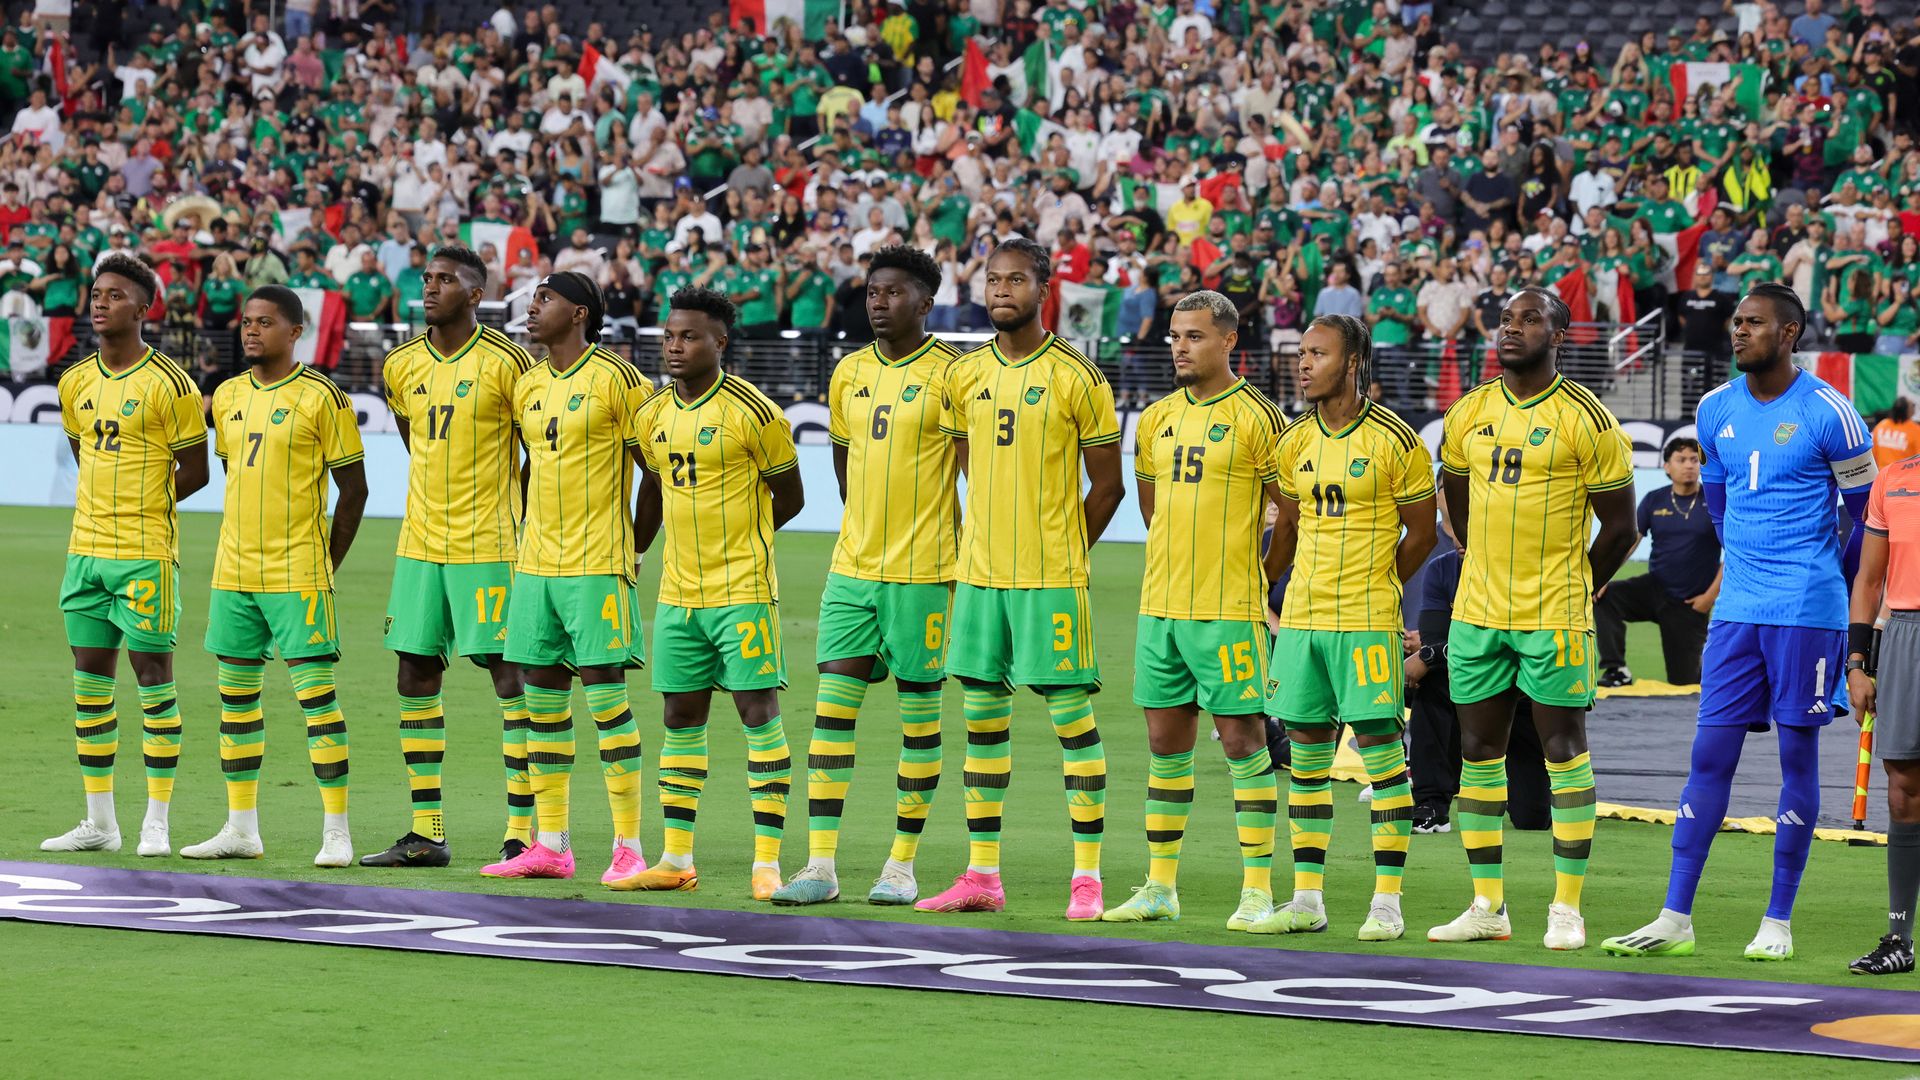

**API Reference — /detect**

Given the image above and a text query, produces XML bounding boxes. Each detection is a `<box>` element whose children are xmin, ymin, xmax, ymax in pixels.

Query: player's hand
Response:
<box><xmin>1594</xmin><ymin>584</ymin><xmax>1607</xmax><ymax>600</ymax></box>
<box><xmin>1848</xmin><ymin>668</ymin><xmax>1875</xmax><ymax>721</ymax></box>
<box><xmin>1405</xmin><ymin>656</ymin><xmax>1427</xmax><ymax>688</ymax></box>
<box><xmin>1686</xmin><ymin>592</ymin><xmax>1714</xmax><ymax>614</ymax></box>
<box><xmin>1403</xmin><ymin>629</ymin><xmax>1421</xmax><ymax>654</ymax></box>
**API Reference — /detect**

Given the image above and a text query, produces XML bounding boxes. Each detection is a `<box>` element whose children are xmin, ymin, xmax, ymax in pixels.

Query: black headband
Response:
<box><xmin>541</xmin><ymin>272</ymin><xmax>603</xmax><ymax>341</ymax></box>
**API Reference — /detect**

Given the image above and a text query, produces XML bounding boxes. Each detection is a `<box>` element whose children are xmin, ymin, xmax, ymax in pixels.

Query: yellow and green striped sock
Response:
<box><xmin>523</xmin><ymin>684</ymin><xmax>575</xmax><ymax>842</ymax></box>
<box><xmin>399</xmin><ymin>692</ymin><xmax>445</xmax><ymax>840</ymax></box>
<box><xmin>961</xmin><ymin>685</ymin><xmax>1013</xmax><ymax>873</ymax></box>
<box><xmin>1458</xmin><ymin>756</ymin><xmax>1509</xmax><ymax>909</ymax></box>
<box><xmin>1228</xmin><ymin>748</ymin><xmax>1277</xmax><ymax>893</ymax></box>
<box><xmin>290</xmin><ymin>662</ymin><xmax>349</xmax><ymax>816</ymax></box>
<box><xmin>1288</xmin><ymin>735</ymin><xmax>1337</xmax><ymax>893</ymax></box>
<box><xmin>659</xmin><ymin>722</ymin><xmax>708</xmax><ymax>859</ymax></box>
<box><xmin>1547</xmin><ymin>752</ymin><xmax>1597</xmax><ymax>909</ymax></box>
<box><xmin>216</xmin><ymin>662</ymin><xmax>266</xmax><ymax>813</ymax></box>
<box><xmin>1047</xmin><ymin>688</ymin><xmax>1105</xmax><ymax>875</ymax></box>
<box><xmin>138</xmin><ymin>680</ymin><xmax>182</xmax><ymax>805</ymax></box>
<box><xmin>499</xmin><ymin>693</ymin><xmax>533</xmax><ymax>844</ymax></box>
<box><xmin>744</xmin><ymin>716</ymin><xmax>791</xmax><ymax>865</ymax></box>
<box><xmin>807</xmin><ymin>673</ymin><xmax>868</xmax><ymax>861</ymax></box>
<box><xmin>1360</xmin><ymin>740</ymin><xmax>1413</xmax><ymax>896</ymax></box>
<box><xmin>1145</xmin><ymin>749</ymin><xmax>1195</xmax><ymax>886</ymax></box>
<box><xmin>72</xmin><ymin>670</ymin><xmax>118</xmax><ymax>798</ymax></box>
<box><xmin>585</xmin><ymin>682</ymin><xmax>642</xmax><ymax>843</ymax></box>
<box><xmin>889</xmin><ymin>688</ymin><xmax>944</xmax><ymax>864</ymax></box>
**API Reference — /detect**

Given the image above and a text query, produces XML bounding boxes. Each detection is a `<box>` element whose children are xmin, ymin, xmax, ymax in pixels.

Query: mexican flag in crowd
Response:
<box><xmin>1668</xmin><ymin>62</ymin><xmax>1767</xmax><ymax>121</ymax></box>
<box><xmin>1056</xmin><ymin>279</ymin><xmax>1124</xmax><ymax>361</ymax></box>
<box><xmin>577</xmin><ymin>44</ymin><xmax>631</xmax><ymax>95</ymax></box>
<box><xmin>288</xmin><ymin>287</ymin><xmax>348</xmax><ymax>370</ymax></box>
<box><xmin>0</xmin><ymin>312</ymin><xmax>53</xmax><ymax>377</ymax></box>
<box><xmin>1803</xmin><ymin>352</ymin><xmax>1920</xmax><ymax>415</ymax></box>
<box><xmin>729</xmin><ymin>0</ymin><xmax>838</xmax><ymax>38</ymax></box>
<box><xmin>459</xmin><ymin>222</ymin><xmax>539</xmax><ymax>282</ymax></box>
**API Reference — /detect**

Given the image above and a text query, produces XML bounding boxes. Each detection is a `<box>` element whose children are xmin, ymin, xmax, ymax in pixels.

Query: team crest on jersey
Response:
<box><xmin>270</xmin><ymin>408</ymin><xmax>289</xmax><ymax>424</ymax></box>
<box><xmin>698</xmin><ymin>426</ymin><xmax>718</xmax><ymax>445</ymax></box>
<box><xmin>1348</xmin><ymin>457</ymin><xmax>1369</xmax><ymax>478</ymax></box>
<box><xmin>567</xmin><ymin>393</ymin><xmax>585</xmax><ymax>411</ymax></box>
<box><xmin>454</xmin><ymin>380</ymin><xmax>474</xmax><ymax>398</ymax></box>
<box><xmin>120</xmin><ymin>399</ymin><xmax>139</xmax><ymax>417</ymax></box>
<box><xmin>901</xmin><ymin>384</ymin><xmax>922</xmax><ymax>401</ymax></box>
<box><xmin>1528</xmin><ymin>426</ymin><xmax>1550</xmax><ymax>446</ymax></box>
<box><xmin>1774</xmin><ymin>422</ymin><xmax>1798</xmax><ymax>445</ymax></box>
<box><xmin>1208</xmin><ymin>423</ymin><xmax>1231</xmax><ymax>442</ymax></box>
<box><xmin>1024</xmin><ymin>386</ymin><xmax>1046</xmax><ymax>405</ymax></box>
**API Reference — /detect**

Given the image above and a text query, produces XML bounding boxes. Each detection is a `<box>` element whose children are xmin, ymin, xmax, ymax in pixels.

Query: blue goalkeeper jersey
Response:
<box><xmin>1696</xmin><ymin>369</ymin><xmax>1878</xmax><ymax>630</ymax></box>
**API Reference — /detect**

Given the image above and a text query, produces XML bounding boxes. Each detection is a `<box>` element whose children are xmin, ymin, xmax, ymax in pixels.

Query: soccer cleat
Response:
<box><xmin>314</xmin><ymin>827</ymin><xmax>354</xmax><ymax>868</ymax></box>
<box><xmin>606</xmin><ymin>861</ymin><xmax>698</xmax><ymax>891</ymax></box>
<box><xmin>1427</xmin><ymin>897</ymin><xmax>1512</xmax><ymax>942</ymax></box>
<box><xmin>751</xmin><ymin>866</ymin><xmax>783</xmax><ymax>901</ymax></box>
<box><xmin>1248</xmin><ymin>899</ymin><xmax>1329</xmax><ymax>935</ymax></box>
<box><xmin>1745</xmin><ymin>917</ymin><xmax>1794</xmax><ymax>961</ymax></box>
<box><xmin>1099</xmin><ymin>880</ymin><xmax>1180</xmax><ymax>923</ymax></box>
<box><xmin>601</xmin><ymin>845</ymin><xmax>646</xmax><ymax>886</ymax></box>
<box><xmin>179</xmin><ymin>824</ymin><xmax>264</xmax><ymax>860</ymax></box>
<box><xmin>1412</xmin><ymin>805</ymin><xmax>1451</xmax><ymax>834</ymax></box>
<box><xmin>1598</xmin><ymin>666</ymin><xmax>1634</xmax><ymax>689</ymax></box>
<box><xmin>1600</xmin><ymin>914</ymin><xmax>1696</xmax><ymax>957</ymax></box>
<box><xmin>1358</xmin><ymin>895</ymin><xmax>1405</xmax><ymax>941</ymax></box>
<box><xmin>480</xmin><ymin>841</ymin><xmax>576</xmax><ymax>879</ymax></box>
<box><xmin>1065</xmin><ymin>876</ymin><xmax>1104</xmax><ymax>921</ymax></box>
<box><xmin>358</xmin><ymin>832</ymin><xmax>450</xmax><ymax>868</ymax></box>
<box><xmin>1544</xmin><ymin>903</ymin><xmax>1587</xmax><ymax>950</ymax></box>
<box><xmin>867</xmin><ymin>864</ymin><xmax>918</xmax><ymax>906</ymax></box>
<box><xmin>915</xmin><ymin>870</ymin><xmax>1007</xmax><ymax>913</ymax></box>
<box><xmin>41</xmin><ymin>819</ymin><xmax>121</xmax><ymax>853</ymax></box>
<box><xmin>1226</xmin><ymin>888</ymin><xmax>1275</xmax><ymax>931</ymax></box>
<box><xmin>772</xmin><ymin>864</ymin><xmax>840</xmax><ymax>905</ymax></box>
<box><xmin>1850</xmin><ymin>935</ymin><xmax>1916</xmax><ymax>975</ymax></box>
<box><xmin>136</xmin><ymin>822</ymin><xmax>170</xmax><ymax>858</ymax></box>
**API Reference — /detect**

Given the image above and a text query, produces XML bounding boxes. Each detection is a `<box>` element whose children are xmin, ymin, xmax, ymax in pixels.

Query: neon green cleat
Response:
<box><xmin>1247</xmin><ymin>900</ymin><xmax>1329</xmax><ymax>935</ymax></box>
<box><xmin>1099</xmin><ymin>880</ymin><xmax>1180</xmax><ymax>923</ymax></box>
<box><xmin>1226</xmin><ymin>888</ymin><xmax>1274</xmax><ymax>931</ymax></box>
<box><xmin>1600</xmin><ymin>914</ymin><xmax>1696</xmax><ymax>957</ymax></box>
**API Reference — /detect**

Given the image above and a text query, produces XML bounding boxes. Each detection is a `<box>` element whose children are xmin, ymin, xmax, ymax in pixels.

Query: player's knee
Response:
<box><xmin>819</xmin><ymin>657</ymin><xmax>875</xmax><ymax>680</ymax></box>
<box><xmin>487</xmin><ymin>659</ymin><xmax>523</xmax><ymax>698</ymax></box>
<box><xmin>732</xmin><ymin>689</ymin><xmax>780</xmax><ymax>727</ymax></box>
<box><xmin>1887</xmin><ymin>762</ymin><xmax>1920</xmax><ymax>822</ymax></box>
<box><xmin>1213</xmin><ymin>716</ymin><xmax>1265</xmax><ymax>760</ymax></box>
<box><xmin>126</xmin><ymin>650</ymin><xmax>172</xmax><ymax>685</ymax></box>
<box><xmin>70</xmin><ymin>647</ymin><xmax>117</xmax><ymax>679</ymax></box>
<box><xmin>895</xmin><ymin>677</ymin><xmax>941</xmax><ymax>695</ymax></box>
<box><xmin>395</xmin><ymin>656</ymin><xmax>442</xmax><ymax>698</ymax></box>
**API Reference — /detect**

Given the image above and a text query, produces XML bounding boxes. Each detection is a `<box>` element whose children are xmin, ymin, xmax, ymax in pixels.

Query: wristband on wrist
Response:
<box><xmin>1848</xmin><ymin>621</ymin><xmax>1874</xmax><ymax>660</ymax></box>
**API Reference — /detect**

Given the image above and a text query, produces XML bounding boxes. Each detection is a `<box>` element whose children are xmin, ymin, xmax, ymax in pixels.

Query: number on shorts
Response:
<box><xmin>601</xmin><ymin>593</ymin><xmax>623</xmax><ymax>633</ymax></box>
<box><xmin>301</xmin><ymin>590</ymin><xmax>320</xmax><ymax>626</ymax></box>
<box><xmin>1052</xmin><ymin>612</ymin><xmax>1073</xmax><ymax>651</ymax></box>
<box><xmin>125</xmin><ymin>578</ymin><xmax>157</xmax><ymax>616</ymax></box>
<box><xmin>737</xmin><ymin>618</ymin><xmax>773</xmax><ymax>658</ymax></box>
<box><xmin>475</xmin><ymin>586</ymin><xmax>507</xmax><ymax>623</ymax></box>
<box><xmin>924</xmin><ymin>611</ymin><xmax>944</xmax><ymax>650</ymax></box>
<box><xmin>1813</xmin><ymin>656</ymin><xmax>1826</xmax><ymax>699</ymax></box>
<box><xmin>1218</xmin><ymin>640</ymin><xmax>1255</xmax><ymax>681</ymax></box>
<box><xmin>1551</xmin><ymin>629</ymin><xmax>1587</xmax><ymax>668</ymax></box>
<box><xmin>1351</xmin><ymin>644</ymin><xmax>1391</xmax><ymax>685</ymax></box>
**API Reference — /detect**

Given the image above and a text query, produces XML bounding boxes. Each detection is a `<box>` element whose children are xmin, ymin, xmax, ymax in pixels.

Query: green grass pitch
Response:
<box><xmin>0</xmin><ymin>507</ymin><xmax>1901</xmax><ymax>1078</ymax></box>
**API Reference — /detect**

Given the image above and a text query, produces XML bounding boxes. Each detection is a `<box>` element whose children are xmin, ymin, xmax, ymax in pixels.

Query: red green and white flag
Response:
<box><xmin>1669</xmin><ymin>62</ymin><xmax>1767</xmax><ymax>121</ymax></box>
<box><xmin>459</xmin><ymin>223</ymin><xmax>539</xmax><ymax>283</ymax></box>
<box><xmin>578</xmin><ymin>44</ymin><xmax>631</xmax><ymax>95</ymax></box>
<box><xmin>729</xmin><ymin>0</ymin><xmax>838</xmax><ymax>39</ymax></box>
<box><xmin>1802</xmin><ymin>352</ymin><xmax>1919</xmax><ymax>415</ymax></box>
<box><xmin>289</xmin><ymin>287</ymin><xmax>348</xmax><ymax>370</ymax></box>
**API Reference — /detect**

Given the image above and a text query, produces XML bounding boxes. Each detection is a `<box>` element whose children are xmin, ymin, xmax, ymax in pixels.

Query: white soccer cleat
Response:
<box><xmin>1600</xmin><ymin>911</ymin><xmax>1697</xmax><ymax>957</ymax></box>
<box><xmin>314</xmin><ymin>827</ymin><xmax>354</xmax><ymax>868</ymax></box>
<box><xmin>1544</xmin><ymin>903</ymin><xmax>1587</xmax><ymax>950</ymax></box>
<box><xmin>41</xmin><ymin>819</ymin><xmax>121</xmax><ymax>853</ymax></box>
<box><xmin>1745</xmin><ymin>917</ymin><xmax>1794</xmax><ymax>961</ymax></box>
<box><xmin>1427</xmin><ymin>896</ymin><xmax>1512</xmax><ymax>942</ymax></box>
<box><xmin>180</xmin><ymin>824</ymin><xmax>264</xmax><ymax>860</ymax></box>
<box><xmin>135</xmin><ymin>821</ymin><xmax>171</xmax><ymax>857</ymax></box>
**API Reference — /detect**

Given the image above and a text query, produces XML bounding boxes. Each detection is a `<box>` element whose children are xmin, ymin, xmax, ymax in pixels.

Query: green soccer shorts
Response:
<box><xmin>502</xmin><ymin>572</ymin><xmax>645</xmax><ymax>671</ymax></box>
<box><xmin>204</xmin><ymin>588</ymin><xmax>340</xmax><ymax>662</ymax></box>
<box><xmin>1133</xmin><ymin>615</ymin><xmax>1270</xmax><ymax>715</ymax></box>
<box><xmin>945</xmin><ymin>583</ymin><xmax>1100</xmax><ymax>690</ymax></box>
<box><xmin>1448</xmin><ymin>621</ymin><xmax>1597</xmax><ymax>709</ymax></box>
<box><xmin>1265</xmin><ymin>627</ymin><xmax>1405</xmax><ymax>734</ymax></box>
<box><xmin>385</xmin><ymin>557</ymin><xmax>515</xmax><ymax>664</ymax></box>
<box><xmin>60</xmin><ymin>554</ymin><xmax>181</xmax><ymax>653</ymax></box>
<box><xmin>816</xmin><ymin>572</ymin><xmax>951</xmax><ymax>681</ymax></box>
<box><xmin>651</xmin><ymin>602</ymin><xmax>788</xmax><ymax>694</ymax></box>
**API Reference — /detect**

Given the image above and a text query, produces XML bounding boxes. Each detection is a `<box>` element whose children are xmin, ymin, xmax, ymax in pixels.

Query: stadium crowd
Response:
<box><xmin>1</xmin><ymin>0</ymin><xmax>1918</xmax><ymax>407</ymax></box>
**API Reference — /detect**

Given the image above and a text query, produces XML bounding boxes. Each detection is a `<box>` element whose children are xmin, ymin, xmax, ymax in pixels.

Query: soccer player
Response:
<box><xmin>1431</xmin><ymin>286</ymin><xmax>1637</xmax><ymax>950</ymax></box>
<box><xmin>1846</xmin><ymin>450</ymin><xmax>1920</xmax><ymax>976</ymax></box>
<box><xmin>479</xmin><ymin>272</ymin><xmax>651</xmax><ymax>884</ymax></box>
<box><xmin>1097</xmin><ymin>291</ymin><xmax>1289</xmax><ymax>930</ymax></box>
<box><xmin>772</xmin><ymin>246</ymin><xmax>962</xmax><ymax>907</ymax></box>
<box><xmin>1605</xmin><ymin>282</ymin><xmax>1877</xmax><ymax>962</ymax></box>
<box><xmin>608</xmin><ymin>287</ymin><xmax>805</xmax><ymax>900</ymax></box>
<box><xmin>43</xmin><ymin>253</ymin><xmax>208</xmax><ymax>857</ymax></box>
<box><xmin>182</xmin><ymin>286</ymin><xmax>368</xmax><ymax>865</ymax></box>
<box><xmin>1252</xmin><ymin>314</ymin><xmax>1437</xmax><ymax>941</ymax></box>
<box><xmin>915</xmin><ymin>238</ymin><xmax>1125</xmax><ymax>920</ymax></box>
<box><xmin>361</xmin><ymin>246</ymin><xmax>537</xmax><ymax>868</ymax></box>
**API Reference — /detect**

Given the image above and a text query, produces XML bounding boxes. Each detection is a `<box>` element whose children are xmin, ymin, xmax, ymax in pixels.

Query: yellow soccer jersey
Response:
<box><xmin>210</xmin><ymin>366</ymin><xmax>365</xmax><ymax>592</ymax></box>
<box><xmin>633</xmin><ymin>372</ymin><xmax>799</xmax><ymax>608</ymax></box>
<box><xmin>1276</xmin><ymin>399</ymin><xmax>1436</xmax><ymax>632</ymax></box>
<box><xmin>384</xmin><ymin>326</ymin><xmax>536</xmax><ymax>564</ymax></box>
<box><xmin>1439</xmin><ymin>374</ymin><xmax>1634</xmax><ymax>632</ymax></box>
<box><xmin>59</xmin><ymin>348</ymin><xmax>206</xmax><ymax>562</ymax></box>
<box><xmin>513</xmin><ymin>345</ymin><xmax>652</xmax><ymax>579</ymax></box>
<box><xmin>828</xmin><ymin>335</ymin><xmax>964</xmax><ymax>583</ymax></box>
<box><xmin>941</xmin><ymin>333</ymin><xmax>1121</xmax><ymax>589</ymax></box>
<box><xmin>1134</xmin><ymin>379</ymin><xmax>1287</xmax><ymax>622</ymax></box>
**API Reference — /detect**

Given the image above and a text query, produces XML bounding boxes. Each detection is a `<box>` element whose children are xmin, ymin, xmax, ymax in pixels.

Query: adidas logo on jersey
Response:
<box><xmin>854</xmin><ymin>387</ymin><xmax>871</xmax><ymax>398</ymax></box>
<box><xmin>412</xmin><ymin>384</ymin><xmax>428</xmax><ymax>395</ymax></box>
<box><xmin>1160</xmin><ymin>426</ymin><xmax>1175</xmax><ymax>439</ymax></box>
<box><xmin>495</xmin><ymin>627</ymin><xmax>507</xmax><ymax>641</ymax></box>
<box><xmin>1568</xmin><ymin>680</ymin><xmax>1585</xmax><ymax>695</ymax></box>
<box><xmin>229</xmin><ymin>411</ymin><xmax>243</xmax><ymax>421</ymax></box>
<box><xmin>757</xmin><ymin>661</ymin><xmax>778</xmax><ymax>675</ymax></box>
<box><xmin>1055</xmin><ymin>658</ymin><xmax>1074</xmax><ymax>671</ymax></box>
<box><xmin>306</xmin><ymin>631</ymin><xmax>328</xmax><ymax>646</ymax></box>
<box><xmin>1478</xmin><ymin>424</ymin><xmax>1496</xmax><ymax>437</ymax></box>
<box><xmin>1239</xmin><ymin>684</ymin><xmax>1260</xmax><ymax>700</ymax></box>
<box><xmin>654</xmin><ymin>432</ymin><xmax>668</xmax><ymax>442</ymax></box>
<box><xmin>79</xmin><ymin>398</ymin><xmax>93</xmax><ymax>410</ymax></box>
<box><xmin>136</xmin><ymin>619</ymin><xmax>153</xmax><ymax>631</ymax></box>
<box><xmin>925</xmin><ymin>658</ymin><xmax>942</xmax><ymax>669</ymax></box>
<box><xmin>1298</xmin><ymin>460</ymin><xmax>1314</xmax><ymax>473</ymax></box>
<box><xmin>1372</xmin><ymin>690</ymin><xmax>1394</xmax><ymax>705</ymax></box>
<box><xmin>607</xmin><ymin>637</ymin><xmax>623</xmax><ymax>650</ymax></box>
<box><xmin>1718</xmin><ymin>424</ymin><xmax>1735</xmax><ymax>439</ymax></box>
<box><xmin>975</xmin><ymin>389</ymin><xmax>992</xmax><ymax>401</ymax></box>
<box><xmin>529</xmin><ymin>401</ymin><xmax>543</xmax><ymax>411</ymax></box>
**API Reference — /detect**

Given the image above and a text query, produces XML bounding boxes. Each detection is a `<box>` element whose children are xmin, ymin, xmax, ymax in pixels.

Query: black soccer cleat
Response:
<box><xmin>1850</xmin><ymin>934</ymin><xmax>1915</xmax><ymax>975</ymax></box>
<box><xmin>358</xmin><ymin>833</ymin><xmax>450</xmax><ymax>868</ymax></box>
<box><xmin>1598</xmin><ymin>667</ymin><xmax>1634</xmax><ymax>689</ymax></box>
<box><xmin>1413</xmin><ymin>804</ymin><xmax>1452</xmax><ymax>834</ymax></box>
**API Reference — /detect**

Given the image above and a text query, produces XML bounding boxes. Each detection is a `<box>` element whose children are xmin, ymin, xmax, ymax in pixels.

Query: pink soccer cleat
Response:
<box><xmin>1065</xmin><ymin>876</ymin><xmax>1104</xmax><ymax>921</ymax></box>
<box><xmin>914</xmin><ymin>870</ymin><xmax>1007</xmax><ymax>913</ymax></box>
<box><xmin>479</xmin><ymin>841</ymin><xmax>576</xmax><ymax>879</ymax></box>
<box><xmin>602</xmin><ymin>844</ymin><xmax>647</xmax><ymax>885</ymax></box>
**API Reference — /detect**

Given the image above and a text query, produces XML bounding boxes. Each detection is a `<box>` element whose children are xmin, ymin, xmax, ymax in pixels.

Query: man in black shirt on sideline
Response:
<box><xmin>1595</xmin><ymin>437</ymin><xmax>1722</xmax><ymax>687</ymax></box>
<box><xmin>1676</xmin><ymin>275</ymin><xmax>1734</xmax><ymax>416</ymax></box>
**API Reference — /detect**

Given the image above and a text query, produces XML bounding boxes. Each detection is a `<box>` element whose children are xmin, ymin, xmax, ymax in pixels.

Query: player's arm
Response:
<box><xmin>67</xmin><ymin>434</ymin><xmax>79</xmax><ymax>463</ymax></box>
<box><xmin>1395</xmin><ymin>494</ymin><xmax>1437</xmax><ymax>582</ymax></box>
<box><xmin>831</xmin><ymin>441</ymin><xmax>849</xmax><ymax>502</ymax></box>
<box><xmin>1136</xmin><ymin>474</ymin><xmax>1155</xmax><ymax>528</ymax></box>
<box><xmin>1848</xmin><ymin>526</ymin><xmax>1890</xmax><ymax>721</ymax></box>
<box><xmin>1586</xmin><ymin>484</ymin><xmax>1638</xmax><ymax>590</ymax></box>
<box><xmin>767</xmin><ymin>465</ymin><xmax>805</xmax><ymax>529</ymax></box>
<box><xmin>1264</xmin><ymin>485</ymin><xmax>1299</xmax><ymax>582</ymax></box>
<box><xmin>1440</xmin><ymin>467</ymin><xmax>1470</xmax><ymax>548</ymax></box>
<box><xmin>173</xmin><ymin>439</ymin><xmax>209</xmax><ymax>500</ymax></box>
<box><xmin>327</xmin><ymin>460</ymin><xmax>367</xmax><ymax>571</ymax></box>
<box><xmin>953</xmin><ymin>437</ymin><xmax>968</xmax><ymax>479</ymax></box>
<box><xmin>1081</xmin><ymin>441</ymin><xmax>1124</xmax><ymax>546</ymax></box>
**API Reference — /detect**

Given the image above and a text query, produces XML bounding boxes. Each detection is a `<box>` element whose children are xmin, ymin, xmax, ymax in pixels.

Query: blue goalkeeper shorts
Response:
<box><xmin>1697</xmin><ymin>621</ymin><xmax>1847</xmax><ymax>731</ymax></box>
